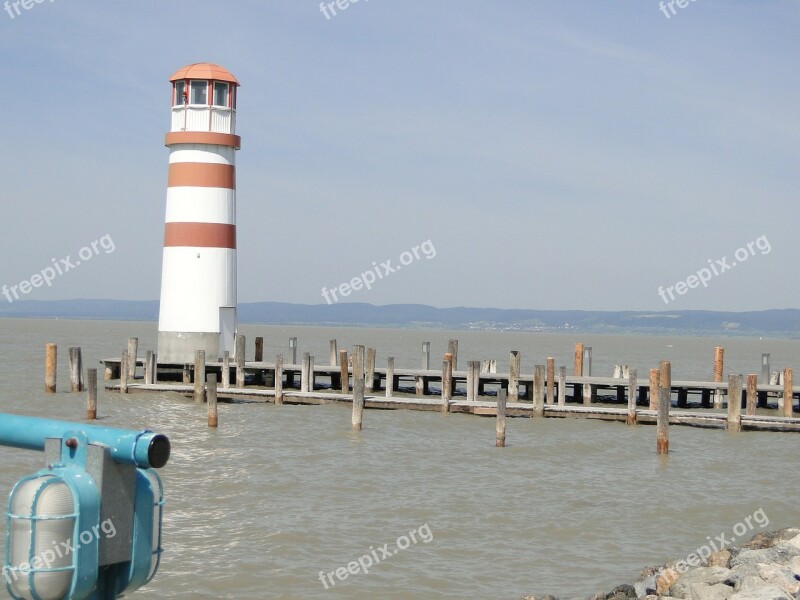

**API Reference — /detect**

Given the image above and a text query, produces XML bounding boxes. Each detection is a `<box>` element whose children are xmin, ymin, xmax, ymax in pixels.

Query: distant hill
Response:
<box><xmin>2</xmin><ymin>300</ymin><xmax>800</xmax><ymax>337</ymax></box>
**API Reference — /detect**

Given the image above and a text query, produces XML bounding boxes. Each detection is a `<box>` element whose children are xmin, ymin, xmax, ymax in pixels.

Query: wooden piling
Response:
<box><xmin>289</xmin><ymin>337</ymin><xmax>297</xmax><ymax>364</ymax></box>
<box><xmin>329</xmin><ymin>339</ymin><xmax>338</xmax><ymax>366</ymax></box>
<box><xmin>583</xmin><ymin>346</ymin><xmax>592</xmax><ymax>376</ymax></box>
<box><xmin>207</xmin><ymin>373</ymin><xmax>218</xmax><ymax>427</ymax></box>
<box><xmin>627</xmin><ymin>369</ymin><xmax>637</xmax><ymax>425</ymax></box>
<box><xmin>144</xmin><ymin>350</ymin><xmax>153</xmax><ymax>385</ymax></box>
<box><xmin>657</xmin><ymin>360</ymin><xmax>671</xmax><ymax>454</ymax></box>
<box><xmin>254</xmin><ymin>337</ymin><xmax>264</xmax><ymax>362</ymax></box>
<box><xmin>546</xmin><ymin>357</ymin><xmax>555</xmax><ymax>405</ymax></box>
<box><xmin>339</xmin><ymin>350</ymin><xmax>348</xmax><ymax>393</ymax></box>
<box><xmin>352</xmin><ymin>379</ymin><xmax>365</xmax><ymax>431</ymax></box>
<box><xmin>127</xmin><ymin>337</ymin><xmax>138</xmax><ymax>380</ymax></box>
<box><xmin>649</xmin><ymin>368</ymin><xmax>659</xmax><ymax>410</ymax></box>
<box><xmin>508</xmin><ymin>351</ymin><xmax>520</xmax><ymax>402</ymax></box>
<box><xmin>496</xmin><ymin>389</ymin><xmax>507</xmax><ymax>447</ymax></box>
<box><xmin>301</xmin><ymin>353</ymin><xmax>311</xmax><ymax>392</ymax></box>
<box><xmin>574</xmin><ymin>343</ymin><xmax>584</xmax><ymax>376</ymax></box>
<box><xmin>467</xmin><ymin>361</ymin><xmax>480</xmax><ymax>402</ymax></box>
<box><xmin>727</xmin><ymin>374</ymin><xmax>742</xmax><ymax>432</ymax></box>
<box><xmin>558</xmin><ymin>366</ymin><xmax>566</xmax><ymax>406</ymax></box>
<box><xmin>784</xmin><ymin>368</ymin><xmax>794</xmax><ymax>418</ymax></box>
<box><xmin>45</xmin><ymin>343</ymin><xmax>57</xmax><ymax>393</ymax></box>
<box><xmin>222</xmin><ymin>351</ymin><xmax>230</xmax><ymax>389</ymax></box>
<box><xmin>352</xmin><ymin>345</ymin><xmax>365</xmax><ymax>383</ymax></box>
<box><xmin>69</xmin><ymin>347</ymin><xmax>83</xmax><ymax>392</ymax></box>
<box><xmin>194</xmin><ymin>350</ymin><xmax>206</xmax><ymax>403</ymax></box>
<box><xmin>365</xmin><ymin>348</ymin><xmax>376</xmax><ymax>392</ymax></box>
<box><xmin>183</xmin><ymin>364</ymin><xmax>191</xmax><ymax>384</ymax></box>
<box><xmin>441</xmin><ymin>357</ymin><xmax>452</xmax><ymax>412</ymax></box>
<box><xmin>386</xmin><ymin>357</ymin><xmax>395</xmax><ymax>398</ymax></box>
<box><xmin>120</xmin><ymin>350</ymin><xmax>128</xmax><ymax>394</ymax></box>
<box><xmin>235</xmin><ymin>335</ymin><xmax>246</xmax><ymax>388</ymax></box>
<box><xmin>713</xmin><ymin>346</ymin><xmax>724</xmax><ymax>408</ymax></box>
<box><xmin>533</xmin><ymin>364</ymin><xmax>545</xmax><ymax>417</ymax></box>
<box><xmin>447</xmin><ymin>339</ymin><xmax>459</xmax><ymax>370</ymax></box>
<box><xmin>87</xmin><ymin>368</ymin><xmax>97</xmax><ymax>420</ymax></box>
<box><xmin>422</xmin><ymin>342</ymin><xmax>430</xmax><ymax>370</ymax></box>
<box><xmin>746</xmin><ymin>374</ymin><xmax>757</xmax><ymax>416</ymax></box>
<box><xmin>151</xmin><ymin>352</ymin><xmax>158</xmax><ymax>384</ymax></box>
<box><xmin>274</xmin><ymin>354</ymin><xmax>284</xmax><ymax>405</ymax></box>
<box><xmin>582</xmin><ymin>380</ymin><xmax>593</xmax><ymax>405</ymax></box>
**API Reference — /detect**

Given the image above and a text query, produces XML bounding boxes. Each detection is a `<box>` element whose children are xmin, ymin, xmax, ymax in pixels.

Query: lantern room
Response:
<box><xmin>168</xmin><ymin>63</ymin><xmax>239</xmax><ymax>135</ymax></box>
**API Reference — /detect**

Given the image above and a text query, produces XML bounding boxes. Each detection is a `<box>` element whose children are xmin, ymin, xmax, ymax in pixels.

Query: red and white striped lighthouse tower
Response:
<box><xmin>157</xmin><ymin>63</ymin><xmax>241</xmax><ymax>363</ymax></box>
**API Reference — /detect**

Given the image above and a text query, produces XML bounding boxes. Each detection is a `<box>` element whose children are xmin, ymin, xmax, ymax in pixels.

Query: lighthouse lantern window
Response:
<box><xmin>190</xmin><ymin>80</ymin><xmax>208</xmax><ymax>105</ymax></box>
<box><xmin>213</xmin><ymin>82</ymin><xmax>229</xmax><ymax>108</ymax></box>
<box><xmin>173</xmin><ymin>81</ymin><xmax>186</xmax><ymax>106</ymax></box>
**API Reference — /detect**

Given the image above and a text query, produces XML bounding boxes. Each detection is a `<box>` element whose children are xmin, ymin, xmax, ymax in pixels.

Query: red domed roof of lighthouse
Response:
<box><xmin>169</xmin><ymin>63</ymin><xmax>239</xmax><ymax>85</ymax></box>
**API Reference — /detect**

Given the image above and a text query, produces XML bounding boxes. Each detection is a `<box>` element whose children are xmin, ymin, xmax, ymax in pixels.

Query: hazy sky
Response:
<box><xmin>0</xmin><ymin>1</ymin><xmax>797</xmax><ymax>311</ymax></box>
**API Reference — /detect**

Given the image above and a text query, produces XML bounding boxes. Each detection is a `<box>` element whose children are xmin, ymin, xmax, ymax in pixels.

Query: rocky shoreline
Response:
<box><xmin>523</xmin><ymin>528</ymin><xmax>800</xmax><ymax>600</ymax></box>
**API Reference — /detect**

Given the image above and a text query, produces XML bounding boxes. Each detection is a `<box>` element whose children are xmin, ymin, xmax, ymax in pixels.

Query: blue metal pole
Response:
<box><xmin>0</xmin><ymin>414</ymin><xmax>170</xmax><ymax>469</ymax></box>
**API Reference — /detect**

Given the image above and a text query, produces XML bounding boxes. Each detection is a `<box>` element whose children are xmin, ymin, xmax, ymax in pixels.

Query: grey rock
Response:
<box><xmin>730</xmin><ymin>542</ymin><xmax>800</xmax><ymax>570</ymax></box>
<box><xmin>635</xmin><ymin>576</ymin><xmax>657</xmax><ymax>598</ymax></box>
<box><xmin>605</xmin><ymin>584</ymin><xmax>636</xmax><ymax>599</ymax></box>
<box><xmin>737</xmin><ymin>575</ymin><xmax>768</xmax><ymax>592</ymax></box>
<box><xmin>730</xmin><ymin>583</ymin><xmax>794</xmax><ymax>600</ymax></box>
<box><xmin>585</xmin><ymin>593</ymin><xmax>605</xmax><ymax>600</ymax></box>
<box><xmin>669</xmin><ymin>567</ymin><xmax>738</xmax><ymax>599</ymax></box>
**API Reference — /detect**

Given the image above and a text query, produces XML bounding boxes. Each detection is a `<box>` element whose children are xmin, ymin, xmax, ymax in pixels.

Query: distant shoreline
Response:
<box><xmin>2</xmin><ymin>300</ymin><xmax>800</xmax><ymax>339</ymax></box>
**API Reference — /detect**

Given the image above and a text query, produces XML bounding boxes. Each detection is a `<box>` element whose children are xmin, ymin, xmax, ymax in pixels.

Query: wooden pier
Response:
<box><xmin>97</xmin><ymin>336</ymin><xmax>800</xmax><ymax>434</ymax></box>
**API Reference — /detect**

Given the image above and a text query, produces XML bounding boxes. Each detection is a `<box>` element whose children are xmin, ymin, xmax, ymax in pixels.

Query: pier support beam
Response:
<box><xmin>727</xmin><ymin>374</ymin><xmax>742</xmax><ymax>432</ymax></box>
<box><xmin>533</xmin><ymin>365</ymin><xmax>545</xmax><ymax>417</ymax></box>
<box><xmin>657</xmin><ymin>360</ymin><xmax>671</xmax><ymax>454</ymax></box>
<box><xmin>508</xmin><ymin>351</ymin><xmax>520</xmax><ymax>403</ymax></box>
<box><xmin>352</xmin><ymin>379</ymin><xmax>365</xmax><ymax>431</ymax></box>
<box><xmin>339</xmin><ymin>350</ymin><xmax>348</xmax><ymax>393</ymax></box>
<box><xmin>87</xmin><ymin>368</ymin><xmax>98</xmax><ymax>420</ymax></box>
<box><xmin>746</xmin><ymin>374</ymin><xmax>757</xmax><ymax>416</ymax></box>
<box><xmin>194</xmin><ymin>350</ymin><xmax>206</xmax><ymax>403</ymax></box>
<box><xmin>496</xmin><ymin>389</ymin><xmax>507</xmax><ymax>447</ymax></box>
<box><xmin>546</xmin><ymin>357</ymin><xmax>555</xmax><ymax>405</ymax></box>
<box><xmin>784</xmin><ymin>368</ymin><xmax>794</xmax><ymax>418</ymax></box>
<box><xmin>558</xmin><ymin>366</ymin><xmax>566</xmax><ymax>406</ymax></box>
<box><xmin>627</xmin><ymin>369</ymin><xmax>637</xmax><ymax>425</ymax></box>
<box><xmin>713</xmin><ymin>346</ymin><xmax>724</xmax><ymax>408</ymax></box>
<box><xmin>69</xmin><ymin>347</ymin><xmax>83</xmax><ymax>392</ymax></box>
<box><xmin>45</xmin><ymin>343</ymin><xmax>57</xmax><ymax>393</ymax></box>
<box><xmin>275</xmin><ymin>354</ymin><xmax>284</xmax><ymax>405</ymax></box>
<box><xmin>386</xmin><ymin>357</ymin><xmax>395</xmax><ymax>398</ymax></box>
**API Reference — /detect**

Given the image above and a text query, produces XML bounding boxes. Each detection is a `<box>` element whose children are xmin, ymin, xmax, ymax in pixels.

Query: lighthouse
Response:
<box><xmin>157</xmin><ymin>63</ymin><xmax>241</xmax><ymax>364</ymax></box>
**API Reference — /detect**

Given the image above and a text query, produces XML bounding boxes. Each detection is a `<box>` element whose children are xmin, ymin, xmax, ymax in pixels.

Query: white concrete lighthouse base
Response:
<box><xmin>158</xmin><ymin>331</ymin><xmax>220</xmax><ymax>364</ymax></box>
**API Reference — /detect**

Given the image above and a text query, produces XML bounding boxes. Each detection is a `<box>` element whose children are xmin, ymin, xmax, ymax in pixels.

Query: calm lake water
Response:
<box><xmin>0</xmin><ymin>318</ymin><xmax>798</xmax><ymax>599</ymax></box>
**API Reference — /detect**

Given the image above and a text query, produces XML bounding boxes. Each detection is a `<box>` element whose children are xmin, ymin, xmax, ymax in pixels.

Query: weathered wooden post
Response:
<box><xmin>365</xmin><ymin>348</ymin><xmax>376</xmax><ymax>392</ymax></box>
<box><xmin>496</xmin><ymin>389</ymin><xmax>507</xmax><ymax>447</ymax></box>
<box><xmin>274</xmin><ymin>354</ymin><xmax>284</xmax><ymax>405</ymax></box>
<box><xmin>533</xmin><ymin>364</ymin><xmax>545</xmax><ymax>417</ymax></box>
<box><xmin>194</xmin><ymin>350</ymin><xmax>206</xmax><ymax>403</ymax></box>
<box><xmin>441</xmin><ymin>356</ymin><xmax>453</xmax><ymax>412</ymax></box>
<box><xmin>546</xmin><ymin>357</ymin><xmax>555</xmax><ymax>405</ymax></box>
<box><xmin>422</xmin><ymin>342</ymin><xmax>430</xmax><ymax>370</ymax></box>
<box><xmin>352</xmin><ymin>345</ymin><xmax>365</xmax><ymax>384</ymax></box>
<box><xmin>127</xmin><ymin>337</ymin><xmax>138</xmax><ymax>380</ymax></box>
<box><xmin>784</xmin><ymin>368</ymin><xmax>794</xmax><ymax>418</ymax></box>
<box><xmin>466</xmin><ymin>361</ymin><xmax>479</xmax><ymax>402</ymax></box>
<box><xmin>254</xmin><ymin>337</ymin><xmax>264</xmax><ymax>362</ymax></box>
<box><xmin>657</xmin><ymin>360</ymin><xmax>671</xmax><ymax>454</ymax></box>
<box><xmin>339</xmin><ymin>350</ymin><xmax>348</xmax><ymax>393</ymax></box>
<box><xmin>759</xmin><ymin>353</ymin><xmax>770</xmax><ymax>407</ymax></box>
<box><xmin>386</xmin><ymin>357</ymin><xmax>395</xmax><ymax>397</ymax></box>
<box><xmin>222</xmin><ymin>351</ymin><xmax>230</xmax><ymax>389</ymax></box>
<box><xmin>627</xmin><ymin>369</ymin><xmax>637</xmax><ymax>425</ymax></box>
<box><xmin>235</xmin><ymin>334</ymin><xmax>246</xmax><ymax>388</ymax></box>
<box><xmin>69</xmin><ymin>347</ymin><xmax>83</xmax><ymax>392</ymax></box>
<box><xmin>45</xmin><ymin>343</ymin><xmax>57</xmax><ymax>393</ymax></box>
<box><xmin>558</xmin><ymin>366</ymin><xmax>566</xmax><ymax>406</ymax></box>
<box><xmin>352</xmin><ymin>379</ymin><xmax>365</xmax><ymax>431</ymax></box>
<box><xmin>286</xmin><ymin>337</ymin><xmax>297</xmax><ymax>387</ymax></box>
<box><xmin>151</xmin><ymin>351</ymin><xmax>158</xmax><ymax>384</ymax></box>
<box><xmin>713</xmin><ymin>346</ymin><xmax>724</xmax><ymax>408</ymax></box>
<box><xmin>727</xmin><ymin>374</ymin><xmax>742</xmax><ymax>432</ymax></box>
<box><xmin>120</xmin><ymin>350</ymin><xmax>128</xmax><ymax>394</ymax></box>
<box><xmin>447</xmin><ymin>339</ymin><xmax>459</xmax><ymax>371</ymax></box>
<box><xmin>301</xmin><ymin>353</ymin><xmax>311</xmax><ymax>392</ymax></box>
<box><xmin>582</xmin><ymin>379</ymin><xmax>593</xmax><ymax>405</ymax></box>
<box><xmin>182</xmin><ymin>364</ymin><xmax>191</xmax><ymax>384</ymax></box>
<box><xmin>87</xmin><ymin>368</ymin><xmax>97</xmax><ymax>420</ymax></box>
<box><xmin>508</xmin><ymin>351</ymin><xmax>520</xmax><ymax>402</ymax></box>
<box><xmin>746</xmin><ymin>374</ymin><xmax>758</xmax><ymax>416</ymax></box>
<box><xmin>144</xmin><ymin>350</ymin><xmax>153</xmax><ymax>385</ymax></box>
<box><xmin>207</xmin><ymin>373</ymin><xmax>219</xmax><ymax>427</ymax></box>
<box><xmin>329</xmin><ymin>339</ymin><xmax>338</xmax><ymax>366</ymax></box>
<box><xmin>583</xmin><ymin>346</ymin><xmax>592</xmax><ymax>376</ymax></box>
<box><xmin>574</xmin><ymin>343</ymin><xmax>584</xmax><ymax>376</ymax></box>
<box><xmin>649</xmin><ymin>368</ymin><xmax>659</xmax><ymax>410</ymax></box>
